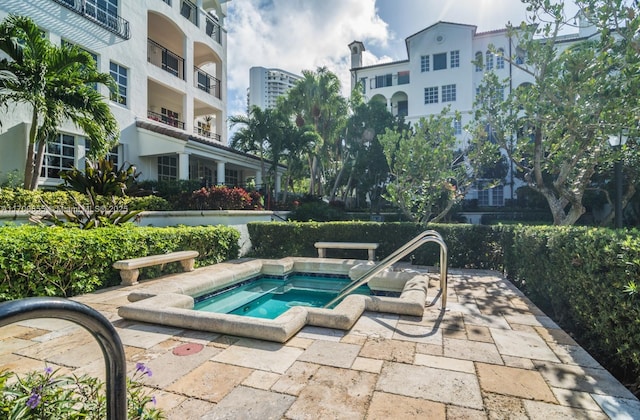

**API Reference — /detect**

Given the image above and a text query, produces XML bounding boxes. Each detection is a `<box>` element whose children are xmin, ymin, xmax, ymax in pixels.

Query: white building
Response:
<box><xmin>349</xmin><ymin>19</ymin><xmax>597</xmax><ymax>206</ymax></box>
<box><xmin>248</xmin><ymin>66</ymin><xmax>301</xmax><ymax>110</ymax></box>
<box><xmin>0</xmin><ymin>0</ymin><xmax>281</xmax><ymax>190</ymax></box>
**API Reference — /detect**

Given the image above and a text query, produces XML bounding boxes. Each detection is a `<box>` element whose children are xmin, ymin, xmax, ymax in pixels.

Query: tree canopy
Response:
<box><xmin>0</xmin><ymin>15</ymin><xmax>119</xmax><ymax>190</ymax></box>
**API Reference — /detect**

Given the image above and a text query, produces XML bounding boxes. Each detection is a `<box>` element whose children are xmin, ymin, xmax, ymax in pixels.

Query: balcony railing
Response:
<box><xmin>52</xmin><ymin>0</ymin><xmax>130</xmax><ymax>39</ymax></box>
<box><xmin>194</xmin><ymin>66</ymin><xmax>221</xmax><ymax>99</ymax></box>
<box><xmin>180</xmin><ymin>0</ymin><xmax>198</xmax><ymax>26</ymax></box>
<box><xmin>148</xmin><ymin>110</ymin><xmax>185</xmax><ymax>130</ymax></box>
<box><xmin>148</xmin><ymin>39</ymin><xmax>185</xmax><ymax>80</ymax></box>
<box><xmin>205</xmin><ymin>15</ymin><xmax>221</xmax><ymax>44</ymax></box>
<box><xmin>194</xmin><ymin>127</ymin><xmax>222</xmax><ymax>142</ymax></box>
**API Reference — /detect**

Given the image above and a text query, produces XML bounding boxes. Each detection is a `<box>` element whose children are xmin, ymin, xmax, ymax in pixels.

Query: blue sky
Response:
<box><xmin>225</xmin><ymin>0</ymin><xmax>580</xmax><ymax>121</ymax></box>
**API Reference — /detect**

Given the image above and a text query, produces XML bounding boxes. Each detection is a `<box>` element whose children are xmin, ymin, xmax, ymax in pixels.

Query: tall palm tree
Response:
<box><xmin>229</xmin><ymin>105</ymin><xmax>287</xmax><ymax>196</ymax></box>
<box><xmin>0</xmin><ymin>15</ymin><xmax>119</xmax><ymax>190</ymax></box>
<box><xmin>282</xmin><ymin>67</ymin><xmax>347</xmax><ymax>195</ymax></box>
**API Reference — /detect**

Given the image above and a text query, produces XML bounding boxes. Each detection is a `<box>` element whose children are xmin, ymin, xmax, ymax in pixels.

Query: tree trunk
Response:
<box><xmin>23</xmin><ymin>112</ymin><xmax>39</xmax><ymax>189</ymax></box>
<box><xmin>30</xmin><ymin>137</ymin><xmax>48</xmax><ymax>190</ymax></box>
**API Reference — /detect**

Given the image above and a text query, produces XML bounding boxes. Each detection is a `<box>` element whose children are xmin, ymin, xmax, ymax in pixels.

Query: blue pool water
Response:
<box><xmin>193</xmin><ymin>273</ymin><xmax>371</xmax><ymax>319</ymax></box>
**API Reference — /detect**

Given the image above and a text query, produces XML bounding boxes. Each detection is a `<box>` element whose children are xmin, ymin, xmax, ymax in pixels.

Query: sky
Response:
<box><xmin>224</xmin><ymin>0</ymin><xmax>580</xmax><ymax>121</ymax></box>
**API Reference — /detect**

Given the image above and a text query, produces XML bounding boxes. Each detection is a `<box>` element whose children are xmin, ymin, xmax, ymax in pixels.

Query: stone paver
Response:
<box><xmin>202</xmin><ymin>386</ymin><xmax>295</xmax><ymax>420</ymax></box>
<box><xmin>2</xmin><ymin>266</ymin><xmax>638</xmax><ymax>419</ymax></box>
<box><xmin>476</xmin><ymin>363</ymin><xmax>556</xmax><ymax>402</ymax></box>
<box><xmin>377</xmin><ymin>362</ymin><xmax>484</xmax><ymax>410</ymax></box>
<box><xmin>212</xmin><ymin>338</ymin><xmax>303</xmax><ymax>374</ymax></box>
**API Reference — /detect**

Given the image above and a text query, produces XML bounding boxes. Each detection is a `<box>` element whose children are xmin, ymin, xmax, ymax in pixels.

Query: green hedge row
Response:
<box><xmin>0</xmin><ymin>225</ymin><xmax>240</xmax><ymax>300</ymax></box>
<box><xmin>247</xmin><ymin>221</ymin><xmax>640</xmax><ymax>390</ymax></box>
<box><xmin>247</xmin><ymin>221</ymin><xmax>504</xmax><ymax>269</ymax></box>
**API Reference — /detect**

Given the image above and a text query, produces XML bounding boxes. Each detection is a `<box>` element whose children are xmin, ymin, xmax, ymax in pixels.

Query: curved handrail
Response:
<box><xmin>323</xmin><ymin>230</ymin><xmax>448</xmax><ymax>309</ymax></box>
<box><xmin>0</xmin><ymin>297</ymin><xmax>127</xmax><ymax>420</ymax></box>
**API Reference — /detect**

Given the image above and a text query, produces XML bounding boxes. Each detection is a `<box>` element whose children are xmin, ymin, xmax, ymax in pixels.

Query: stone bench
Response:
<box><xmin>113</xmin><ymin>250</ymin><xmax>199</xmax><ymax>286</ymax></box>
<box><xmin>314</xmin><ymin>242</ymin><xmax>379</xmax><ymax>261</ymax></box>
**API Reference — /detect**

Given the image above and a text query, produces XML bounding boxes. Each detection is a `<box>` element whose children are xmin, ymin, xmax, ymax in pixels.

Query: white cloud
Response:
<box><xmin>226</xmin><ymin>0</ymin><xmax>392</xmax><ymax>117</ymax></box>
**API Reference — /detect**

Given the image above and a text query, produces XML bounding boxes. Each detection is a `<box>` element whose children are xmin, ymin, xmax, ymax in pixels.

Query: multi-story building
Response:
<box><xmin>0</xmin><ymin>0</ymin><xmax>280</xmax><ymax>190</ymax></box>
<box><xmin>349</xmin><ymin>18</ymin><xmax>597</xmax><ymax>206</ymax></box>
<box><xmin>248</xmin><ymin>66</ymin><xmax>301</xmax><ymax>110</ymax></box>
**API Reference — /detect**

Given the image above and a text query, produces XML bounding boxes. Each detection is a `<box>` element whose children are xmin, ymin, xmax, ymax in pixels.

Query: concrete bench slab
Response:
<box><xmin>314</xmin><ymin>242</ymin><xmax>379</xmax><ymax>261</ymax></box>
<box><xmin>113</xmin><ymin>250</ymin><xmax>199</xmax><ymax>286</ymax></box>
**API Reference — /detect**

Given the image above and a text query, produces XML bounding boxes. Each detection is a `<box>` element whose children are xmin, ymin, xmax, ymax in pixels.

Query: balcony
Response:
<box><xmin>194</xmin><ymin>127</ymin><xmax>221</xmax><ymax>142</ymax></box>
<box><xmin>148</xmin><ymin>39</ymin><xmax>185</xmax><ymax>80</ymax></box>
<box><xmin>195</xmin><ymin>66</ymin><xmax>221</xmax><ymax>99</ymax></box>
<box><xmin>51</xmin><ymin>0</ymin><xmax>130</xmax><ymax>39</ymax></box>
<box><xmin>148</xmin><ymin>110</ymin><xmax>185</xmax><ymax>130</ymax></box>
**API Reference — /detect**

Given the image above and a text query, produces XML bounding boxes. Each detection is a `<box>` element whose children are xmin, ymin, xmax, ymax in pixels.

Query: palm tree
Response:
<box><xmin>229</xmin><ymin>105</ymin><xmax>287</xmax><ymax>197</ymax></box>
<box><xmin>281</xmin><ymin>67</ymin><xmax>347</xmax><ymax>195</ymax></box>
<box><xmin>0</xmin><ymin>15</ymin><xmax>119</xmax><ymax>190</ymax></box>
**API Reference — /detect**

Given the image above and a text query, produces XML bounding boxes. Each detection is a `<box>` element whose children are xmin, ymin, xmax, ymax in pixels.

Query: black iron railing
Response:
<box><xmin>148</xmin><ymin>110</ymin><xmax>186</xmax><ymax>130</ymax></box>
<box><xmin>52</xmin><ymin>0</ymin><xmax>130</xmax><ymax>40</ymax></box>
<box><xmin>194</xmin><ymin>66</ymin><xmax>221</xmax><ymax>99</ymax></box>
<box><xmin>148</xmin><ymin>39</ymin><xmax>185</xmax><ymax>80</ymax></box>
<box><xmin>0</xmin><ymin>297</ymin><xmax>127</xmax><ymax>420</ymax></box>
<box><xmin>193</xmin><ymin>126</ymin><xmax>222</xmax><ymax>142</ymax></box>
<box><xmin>205</xmin><ymin>15</ymin><xmax>221</xmax><ymax>44</ymax></box>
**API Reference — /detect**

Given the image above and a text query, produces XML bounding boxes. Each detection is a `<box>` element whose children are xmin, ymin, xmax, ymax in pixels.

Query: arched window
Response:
<box><xmin>496</xmin><ymin>48</ymin><xmax>505</xmax><ymax>69</ymax></box>
<box><xmin>485</xmin><ymin>51</ymin><xmax>494</xmax><ymax>71</ymax></box>
<box><xmin>515</xmin><ymin>47</ymin><xmax>526</xmax><ymax>65</ymax></box>
<box><xmin>475</xmin><ymin>51</ymin><xmax>483</xmax><ymax>72</ymax></box>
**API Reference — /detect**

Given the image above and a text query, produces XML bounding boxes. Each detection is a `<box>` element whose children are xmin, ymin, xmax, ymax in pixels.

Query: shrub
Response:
<box><xmin>287</xmin><ymin>201</ymin><xmax>346</xmax><ymax>222</ymax></box>
<box><xmin>0</xmin><ymin>364</ymin><xmax>163</xmax><ymax>419</ymax></box>
<box><xmin>0</xmin><ymin>225</ymin><xmax>240</xmax><ymax>300</ymax></box>
<box><xmin>125</xmin><ymin>196</ymin><xmax>172</xmax><ymax>211</ymax></box>
<box><xmin>184</xmin><ymin>186</ymin><xmax>258</xmax><ymax>210</ymax></box>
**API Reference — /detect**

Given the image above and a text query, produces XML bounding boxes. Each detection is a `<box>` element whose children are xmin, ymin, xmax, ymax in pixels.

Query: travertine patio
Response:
<box><xmin>1</xmin><ymin>262</ymin><xmax>639</xmax><ymax>419</ymax></box>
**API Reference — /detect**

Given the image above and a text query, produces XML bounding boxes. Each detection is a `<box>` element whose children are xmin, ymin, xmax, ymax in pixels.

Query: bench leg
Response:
<box><xmin>120</xmin><ymin>269</ymin><xmax>140</xmax><ymax>286</ymax></box>
<box><xmin>368</xmin><ymin>249</ymin><xmax>375</xmax><ymax>261</ymax></box>
<box><xmin>180</xmin><ymin>258</ymin><xmax>195</xmax><ymax>272</ymax></box>
<box><xmin>317</xmin><ymin>249</ymin><xmax>326</xmax><ymax>258</ymax></box>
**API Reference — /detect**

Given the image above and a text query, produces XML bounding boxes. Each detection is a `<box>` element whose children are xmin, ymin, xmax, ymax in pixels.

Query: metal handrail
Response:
<box><xmin>323</xmin><ymin>230</ymin><xmax>448</xmax><ymax>309</ymax></box>
<box><xmin>0</xmin><ymin>297</ymin><xmax>127</xmax><ymax>420</ymax></box>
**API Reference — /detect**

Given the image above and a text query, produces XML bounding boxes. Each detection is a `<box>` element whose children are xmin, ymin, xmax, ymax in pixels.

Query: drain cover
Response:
<box><xmin>172</xmin><ymin>343</ymin><xmax>204</xmax><ymax>356</ymax></box>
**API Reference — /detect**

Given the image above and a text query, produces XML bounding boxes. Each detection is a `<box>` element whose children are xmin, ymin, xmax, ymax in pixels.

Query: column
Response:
<box><xmin>216</xmin><ymin>161</ymin><xmax>225</xmax><ymax>185</ymax></box>
<box><xmin>178</xmin><ymin>153</ymin><xmax>189</xmax><ymax>180</ymax></box>
<box><xmin>255</xmin><ymin>170</ymin><xmax>263</xmax><ymax>190</ymax></box>
<box><xmin>275</xmin><ymin>172</ymin><xmax>281</xmax><ymax>194</ymax></box>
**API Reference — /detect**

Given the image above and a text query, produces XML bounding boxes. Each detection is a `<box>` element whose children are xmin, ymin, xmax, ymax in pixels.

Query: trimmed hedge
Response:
<box><xmin>247</xmin><ymin>221</ymin><xmax>640</xmax><ymax>391</ymax></box>
<box><xmin>0</xmin><ymin>225</ymin><xmax>240</xmax><ymax>300</ymax></box>
<box><xmin>247</xmin><ymin>222</ymin><xmax>504</xmax><ymax>269</ymax></box>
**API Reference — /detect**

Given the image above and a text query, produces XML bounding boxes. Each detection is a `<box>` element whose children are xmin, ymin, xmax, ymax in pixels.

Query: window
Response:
<box><xmin>433</xmin><ymin>53</ymin><xmax>447</xmax><ymax>71</ymax></box>
<box><xmin>109</xmin><ymin>62</ymin><xmax>127</xmax><ymax>105</ymax></box>
<box><xmin>359</xmin><ymin>77</ymin><xmax>367</xmax><ymax>94</ymax></box>
<box><xmin>397</xmin><ymin>100</ymin><xmax>408</xmax><ymax>117</ymax></box>
<box><xmin>158</xmin><ymin>156</ymin><xmax>177</xmax><ymax>181</ymax></box>
<box><xmin>41</xmin><ymin>134</ymin><xmax>75</xmax><ymax>178</ymax></box>
<box><xmin>450</xmin><ymin>50</ymin><xmax>460</xmax><ymax>68</ymax></box>
<box><xmin>477</xmin><ymin>186</ymin><xmax>490</xmax><ymax>207</ymax></box>
<box><xmin>475</xmin><ymin>52</ymin><xmax>483</xmax><ymax>72</ymax></box>
<box><xmin>371</xmin><ymin>74</ymin><xmax>392</xmax><ymax>89</ymax></box>
<box><xmin>424</xmin><ymin>86</ymin><xmax>438</xmax><ymax>104</ymax></box>
<box><xmin>397</xmin><ymin>71</ymin><xmax>410</xmax><ymax>85</ymax></box>
<box><xmin>496</xmin><ymin>48</ymin><xmax>505</xmax><ymax>69</ymax></box>
<box><xmin>420</xmin><ymin>55</ymin><xmax>430</xmax><ymax>72</ymax></box>
<box><xmin>492</xmin><ymin>185</ymin><xmax>504</xmax><ymax>206</ymax></box>
<box><xmin>515</xmin><ymin>47</ymin><xmax>526</xmax><ymax>65</ymax></box>
<box><xmin>485</xmin><ymin>51</ymin><xmax>494</xmax><ymax>71</ymax></box>
<box><xmin>85</xmin><ymin>140</ymin><xmax>119</xmax><ymax>166</ymax></box>
<box><xmin>442</xmin><ymin>84</ymin><xmax>456</xmax><ymax>102</ymax></box>
<box><xmin>453</xmin><ymin>119</ymin><xmax>462</xmax><ymax>135</ymax></box>
<box><xmin>225</xmin><ymin>168</ymin><xmax>240</xmax><ymax>186</ymax></box>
